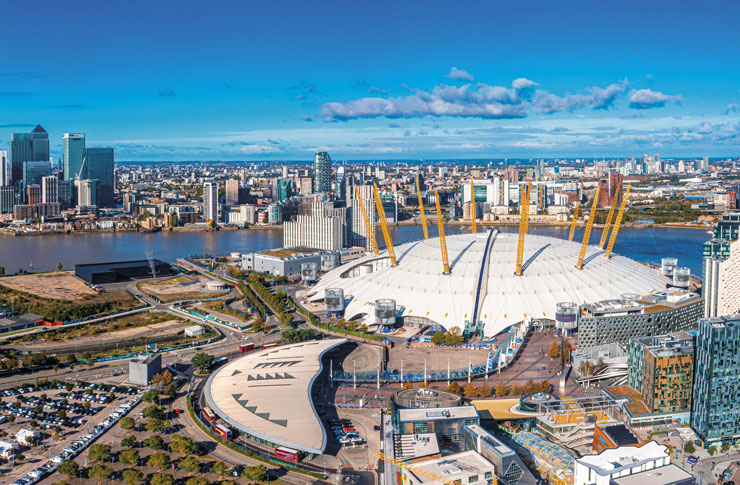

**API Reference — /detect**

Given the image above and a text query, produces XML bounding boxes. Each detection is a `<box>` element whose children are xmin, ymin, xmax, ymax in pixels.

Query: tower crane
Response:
<box><xmin>515</xmin><ymin>181</ymin><xmax>531</xmax><ymax>276</ymax></box>
<box><xmin>372</xmin><ymin>182</ymin><xmax>397</xmax><ymax>267</ymax></box>
<box><xmin>416</xmin><ymin>174</ymin><xmax>429</xmax><ymax>240</ymax></box>
<box><xmin>355</xmin><ymin>186</ymin><xmax>380</xmax><ymax>256</ymax></box>
<box><xmin>598</xmin><ymin>180</ymin><xmax>622</xmax><ymax>249</ymax></box>
<box><xmin>435</xmin><ymin>190</ymin><xmax>450</xmax><ymax>275</ymax></box>
<box><xmin>576</xmin><ymin>186</ymin><xmax>600</xmax><ymax>269</ymax></box>
<box><xmin>605</xmin><ymin>183</ymin><xmax>631</xmax><ymax>258</ymax></box>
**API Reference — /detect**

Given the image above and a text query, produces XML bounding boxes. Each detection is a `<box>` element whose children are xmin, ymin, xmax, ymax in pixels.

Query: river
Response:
<box><xmin>0</xmin><ymin>225</ymin><xmax>710</xmax><ymax>276</ymax></box>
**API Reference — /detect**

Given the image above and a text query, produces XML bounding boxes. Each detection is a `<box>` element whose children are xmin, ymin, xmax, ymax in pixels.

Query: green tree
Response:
<box><xmin>192</xmin><ymin>352</ymin><xmax>214</xmax><ymax>372</ymax></box>
<box><xmin>119</xmin><ymin>448</ymin><xmax>139</xmax><ymax>466</ymax></box>
<box><xmin>88</xmin><ymin>464</ymin><xmax>113</xmax><ymax>483</ymax></box>
<box><xmin>58</xmin><ymin>460</ymin><xmax>79</xmax><ymax>477</ymax></box>
<box><xmin>447</xmin><ymin>381</ymin><xmax>462</xmax><ymax>394</ymax></box>
<box><xmin>121</xmin><ymin>435</ymin><xmax>138</xmax><ymax>448</ymax></box>
<box><xmin>56</xmin><ymin>262</ymin><xmax>63</xmax><ymax>271</ymax></box>
<box><xmin>57</xmin><ymin>409</ymin><xmax>67</xmax><ymax>419</ymax></box>
<box><xmin>722</xmin><ymin>443</ymin><xmax>731</xmax><ymax>453</ymax></box>
<box><xmin>146</xmin><ymin>417</ymin><xmax>167</xmax><ymax>433</ymax></box>
<box><xmin>210</xmin><ymin>461</ymin><xmax>228</xmax><ymax>477</ymax></box>
<box><xmin>684</xmin><ymin>441</ymin><xmax>695</xmax><ymax>454</ymax></box>
<box><xmin>221</xmin><ymin>481</ymin><xmax>236</xmax><ymax>485</ymax></box>
<box><xmin>142</xmin><ymin>390</ymin><xmax>160</xmax><ymax>403</ymax></box>
<box><xmin>443</xmin><ymin>327</ymin><xmax>464</xmax><ymax>345</ymax></box>
<box><xmin>708</xmin><ymin>446</ymin><xmax>717</xmax><ymax>456</ymax></box>
<box><xmin>148</xmin><ymin>451</ymin><xmax>171</xmax><ymax>470</ymax></box>
<box><xmin>431</xmin><ymin>330</ymin><xmax>446</xmax><ymax>345</ymax></box>
<box><xmin>83</xmin><ymin>401</ymin><xmax>91</xmax><ymax>411</ymax></box>
<box><xmin>178</xmin><ymin>456</ymin><xmax>201</xmax><ymax>473</ymax></box>
<box><xmin>171</xmin><ymin>434</ymin><xmax>197</xmax><ymax>456</ymax></box>
<box><xmin>143</xmin><ymin>405</ymin><xmax>164</xmax><ymax>419</ymax></box>
<box><xmin>241</xmin><ymin>465</ymin><xmax>268</xmax><ymax>482</ymax></box>
<box><xmin>145</xmin><ymin>435</ymin><xmax>166</xmax><ymax>450</ymax></box>
<box><xmin>122</xmin><ymin>468</ymin><xmax>144</xmax><ymax>485</ymax></box>
<box><xmin>149</xmin><ymin>473</ymin><xmax>174</xmax><ymax>485</ymax></box>
<box><xmin>120</xmin><ymin>416</ymin><xmax>135</xmax><ymax>430</ymax></box>
<box><xmin>186</xmin><ymin>478</ymin><xmax>209</xmax><ymax>485</ymax></box>
<box><xmin>88</xmin><ymin>443</ymin><xmax>112</xmax><ymax>462</ymax></box>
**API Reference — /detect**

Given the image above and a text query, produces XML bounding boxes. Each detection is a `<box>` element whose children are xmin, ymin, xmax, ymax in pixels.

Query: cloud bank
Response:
<box><xmin>628</xmin><ymin>88</ymin><xmax>682</xmax><ymax>109</ymax></box>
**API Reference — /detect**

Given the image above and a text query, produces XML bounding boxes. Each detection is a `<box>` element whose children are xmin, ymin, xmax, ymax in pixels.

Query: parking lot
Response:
<box><xmin>0</xmin><ymin>380</ymin><xmax>141</xmax><ymax>484</ymax></box>
<box><xmin>329</xmin><ymin>417</ymin><xmax>366</xmax><ymax>449</ymax></box>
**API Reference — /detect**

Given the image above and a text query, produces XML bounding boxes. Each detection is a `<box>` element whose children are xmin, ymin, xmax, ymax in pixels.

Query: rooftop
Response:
<box><xmin>405</xmin><ymin>450</ymin><xmax>494</xmax><ymax>484</ymax></box>
<box><xmin>610</xmin><ymin>463</ymin><xmax>695</xmax><ymax>485</ymax></box>
<box><xmin>205</xmin><ymin>339</ymin><xmax>346</xmax><ymax>455</ymax></box>
<box><xmin>398</xmin><ymin>405</ymin><xmax>479</xmax><ymax>423</ymax></box>
<box><xmin>393</xmin><ymin>433</ymin><xmax>440</xmax><ymax>462</ymax></box>
<box><xmin>599</xmin><ymin>422</ymin><xmax>641</xmax><ymax>447</ymax></box>
<box><xmin>576</xmin><ymin>441</ymin><xmax>668</xmax><ymax>475</ymax></box>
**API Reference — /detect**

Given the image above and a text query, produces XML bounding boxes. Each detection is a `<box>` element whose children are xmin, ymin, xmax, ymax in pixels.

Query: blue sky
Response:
<box><xmin>1</xmin><ymin>0</ymin><xmax>739</xmax><ymax>161</ymax></box>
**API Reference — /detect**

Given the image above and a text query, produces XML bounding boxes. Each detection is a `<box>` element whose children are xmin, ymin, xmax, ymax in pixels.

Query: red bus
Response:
<box><xmin>263</xmin><ymin>342</ymin><xmax>278</xmax><ymax>349</ymax></box>
<box><xmin>239</xmin><ymin>342</ymin><xmax>255</xmax><ymax>353</ymax></box>
<box><xmin>202</xmin><ymin>407</ymin><xmax>216</xmax><ymax>424</ymax></box>
<box><xmin>213</xmin><ymin>424</ymin><xmax>233</xmax><ymax>440</ymax></box>
<box><xmin>274</xmin><ymin>446</ymin><xmax>300</xmax><ymax>463</ymax></box>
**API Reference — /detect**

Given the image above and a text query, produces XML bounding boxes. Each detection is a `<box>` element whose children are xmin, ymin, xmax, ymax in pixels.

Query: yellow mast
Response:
<box><xmin>415</xmin><ymin>174</ymin><xmax>428</xmax><ymax>240</ymax></box>
<box><xmin>598</xmin><ymin>181</ymin><xmax>622</xmax><ymax>249</ymax></box>
<box><xmin>605</xmin><ymin>183</ymin><xmax>631</xmax><ymax>258</ymax></box>
<box><xmin>576</xmin><ymin>186</ymin><xmax>601</xmax><ymax>269</ymax></box>
<box><xmin>355</xmin><ymin>186</ymin><xmax>379</xmax><ymax>256</ymax></box>
<box><xmin>435</xmin><ymin>190</ymin><xmax>451</xmax><ymax>275</ymax></box>
<box><xmin>470</xmin><ymin>176</ymin><xmax>477</xmax><ymax>233</ymax></box>
<box><xmin>568</xmin><ymin>181</ymin><xmax>582</xmax><ymax>242</ymax></box>
<box><xmin>515</xmin><ymin>182</ymin><xmax>531</xmax><ymax>276</ymax></box>
<box><xmin>372</xmin><ymin>182</ymin><xmax>397</xmax><ymax>267</ymax></box>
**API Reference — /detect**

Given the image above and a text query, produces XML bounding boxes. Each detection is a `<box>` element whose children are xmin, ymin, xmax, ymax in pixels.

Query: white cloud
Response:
<box><xmin>724</xmin><ymin>103</ymin><xmax>739</xmax><ymax>114</ymax></box>
<box><xmin>629</xmin><ymin>89</ymin><xmax>682</xmax><ymax>109</ymax></box>
<box><xmin>446</xmin><ymin>67</ymin><xmax>474</xmax><ymax>82</ymax></box>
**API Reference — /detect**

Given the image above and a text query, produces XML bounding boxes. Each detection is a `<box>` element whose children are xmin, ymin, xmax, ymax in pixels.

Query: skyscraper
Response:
<box><xmin>0</xmin><ymin>186</ymin><xmax>14</xmax><ymax>214</ymax></box>
<box><xmin>225</xmin><ymin>179</ymin><xmax>240</xmax><ymax>205</ymax></box>
<box><xmin>0</xmin><ymin>150</ymin><xmax>7</xmax><ymax>187</ymax></box>
<box><xmin>84</xmin><ymin>147</ymin><xmax>114</xmax><ymax>206</ymax></box>
<box><xmin>335</xmin><ymin>166</ymin><xmax>346</xmax><ymax>201</ymax></box>
<box><xmin>314</xmin><ymin>152</ymin><xmax>332</xmax><ymax>193</ymax></box>
<box><xmin>203</xmin><ymin>181</ymin><xmax>218</xmax><ymax>223</ymax></box>
<box><xmin>22</xmin><ymin>161</ymin><xmax>52</xmax><ymax>188</ymax></box>
<box><xmin>9</xmin><ymin>125</ymin><xmax>49</xmax><ymax>189</ymax></box>
<box><xmin>692</xmin><ymin>315</ymin><xmax>740</xmax><ymax>447</ymax></box>
<box><xmin>63</xmin><ymin>133</ymin><xmax>85</xmax><ymax>181</ymax></box>
<box><xmin>350</xmin><ymin>184</ymin><xmax>376</xmax><ymax>250</ymax></box>
<box><xmin>76</xmin><ymin>179</ymin><xmax>99</xmax><ymax>209</ymax></box>
<box><xmin>25</xmin><ymin>184</ymin><xmax>41</xmax><ymax>205</ymax></box>
<box><xmin>41</xmin><ymin>176</ymin><xmax>58</xmax><ymax>204</ymax></box>
<box><xmin>703</xmin><ymin>213</ymin><xmax>740</xmax><ymax>318</ymax></box>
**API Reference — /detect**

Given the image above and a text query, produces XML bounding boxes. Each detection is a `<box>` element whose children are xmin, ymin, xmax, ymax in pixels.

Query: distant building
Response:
<box><xmin>13</xmin><ymin>203</ymin><xmax>60</xmax><ymax>220</ymax></box>
<box><xmin>298</xmin><ymin>176</ymin><xmax>313</xmax><ymax>195</ymax></box>
<box><xmin>0</xmin><ymin>186</ymin><xmax>15</xmax><ymax>214</ymax></box>
<box><xmin>129</xmin><ymin>353</ymin><xmax>162</xmax><ymax>385</ymax></box>
<box><xmin>57</xmin><ymin>180</ymin><xmax>73</xmax><ymax>209</ymax></box>
<box><xmin>224</xmin><ymin>178</ymin><xmax>248</xmax><ymax>205</ymax></box>
<box><xmin>314</xmin><ymin>151</ymin><xmax>332</xmax><ymax>192</ymax></box>
<box><xmin>598</xmin><ymin>172</ymin><xmax>624</xmax><ymax>208</ymax></box>
<box><xmin>335</xmin><ymin>166</ymin><xmax>346</xmax><ymax>200</ymax></box>
<box><xmin>0</xmin><ymin>150</ymin><xmax>8</xmax><ymax>187</ymax></box>
<box><xmin>25</xmin><ymin>184</ymin><xmax>41</xmax><ymax>205</ymax></box>
<box><xmin>692</xmin><ymin>315</ymin><xmax>740</xmax><ymax>446</ymax></box>
<box><xmin>22</xmin><ymin>160</ymin><xmax>51</xmax><ymax>188</ymax></box>
<box><xmin>203</xmin><ymin>181</ymin><xmax>218</xmax><ymax>222</ymax></box>
<box><xmin>627</xmin><ymin>332</ymin><xmax>695</xmax><ymax>417</ymax></box>
<box><xmin>63</xmin><ymin>133</ymin><xmax>85</xmax><ymax>181</ymax></box>
<box><xmin>84</xmin><ymin>148</ymin><xmax>114</xmax><ymax>206</ymax></box>
<box><xmin>284</xmin><ymin>214</ymin><xmax>343</xmax><ymax>251</ymax></box>
<box><xmin>10</xmin><ymin>125</ymin><xmax>49</xmax><ymax>189</ymax></box>
<box><xmin>41</xmin><ymin>175</ymin><xmax>58</xmax><ymax>204</ymax></box>
<box><xmin>349</xmin><ymin>184</ymin><xmax>376</xmax><ymax>250</ymax></box>
<box><xmin>76</xmin><ymin>179</ymin><xmax>99</xmax><ymax>209</ymax></box>
<box><xmin>703</xmin><ymin>214</ymin><xmax>740</xmax><ymax>318</ymax></box>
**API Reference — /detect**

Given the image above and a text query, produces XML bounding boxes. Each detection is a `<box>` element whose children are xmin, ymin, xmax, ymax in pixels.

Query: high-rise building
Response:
<box><xmin>22</xmin><ymin>161</ymin><xmax>52</xmax><ymax>188</ymax></box>
<box><xmin>76</xmin><ymin>179</ymin><xmax>99</xmax><ymax>209</ymax></box>
<box><xmin>0</xmin><ymin>150</ymin><xmax>7</xmax><ymax>187</ymax></box>
<box><xmin>335</xmin><ymin>166</ymin><xmax>346</xmax><ymax>201</ymax></box>
<box><xmin>84</xmin><ymin>148</ymin><xmax>114</xmax><ymax>206</ymax></box>
<box><xmin>692</xmin><ymin>315</ymin><xmax>740</xmax><ymax>446</ymax></box>
<box><xmin>314</xmin><ymin>151</ymin><xmax>332</xmax><ymax>192</ymax></box>
<box><xmin>203</xmin><ymin>181</ymin><xmax>218</xmax><ymax>222</ymax></box>
<box><xmin>41</xmin><ymin>176</ymin><xmax>58</xmax><ymax>204</ymax></box>
<box><xmin>225</xmin><ymin>179</ymin><xmax>240</xmax><ymax>205</ymax></box>
<box><xmin>627</xmin><ymin>332</ymin><xmax>694</xmax><ymax>417</ymax></box>
<box><xmin>0</xmin><ymin>186</ymin><xmax>15</xmax><ymax>214</ymax></box>
<box><xmin>276</xmin><ymin>178</ymin><xmax>293</xmax><ymax>202</ymax></box>
<box><xmin>9</xmin><ymin>125</ymin><xmax>49</xmax><ymax>189</ymax></box>
<box><xmin>299</xmin><ymin>177</ymin><xmax>313</xmax><ymax>195</ymax></box>
<box><xmin>598</xmin><ymin>172</ymin><xmax>623</xmax><ymax>207</ymax></box>
<box><xmin>25</xmin><ymin>184</ymin><xmax>41</xmax><ymax>205</ymax></box>
<box><xmin>57</xmin><ymin>180</ymin><xmax>73</xmax><ymax>209</ymax></box>
<box><xmin>283</xmin><ymin>214</ymin><xmax>343</xmax><ymax>251</ymax></box>
<box><xmin>63</xmin><ymin>133</ymin><xmax>85</xmax><ymax>181</ymax></box>
<box><xmin>123</xmin><ymin>192</ymin><xmax>137</xmax><ymax>213</ymax></box>
<box><xmin>349</xmin><ymin>184</ymin><xmax>376</xmax><ymax>250</ymax></box>
<box><xmin>703</xmin><ymin>214</ymin><xmax>740</xmax><ymax>318</ymax></box>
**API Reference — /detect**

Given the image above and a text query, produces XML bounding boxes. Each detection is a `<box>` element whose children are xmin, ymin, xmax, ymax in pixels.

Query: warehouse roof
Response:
<box><xmin>309</xmin><ymin>231</ymin><xmax>666</xmax><ymax>337</ymax></box>
<box><xmin>204</xmin><ymin>339</ymin><xmax>345</xmax><ymax>455</ymax></box>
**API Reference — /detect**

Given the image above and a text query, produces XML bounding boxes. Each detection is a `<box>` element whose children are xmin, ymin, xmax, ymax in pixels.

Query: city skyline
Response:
<box><xmin>1</xmin><ymin>0</ymin><xmax>740</xmax><ymax>160</ymax></box>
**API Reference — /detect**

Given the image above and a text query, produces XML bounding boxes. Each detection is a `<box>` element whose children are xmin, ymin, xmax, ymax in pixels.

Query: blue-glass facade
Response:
<box><xmin>691</xmin><ymin>315</ymin><xmax>740</xmax><ymax>446</ymax></box>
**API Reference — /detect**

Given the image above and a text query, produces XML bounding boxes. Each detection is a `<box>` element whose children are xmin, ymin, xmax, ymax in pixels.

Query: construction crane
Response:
<box><xmin>605</xmin><ymin>183</ymin><xmax>632</xmax><ymax>259</ymax></box>
<box><xmin>598</xmin><ymin>181</ymin><xmax>622</xmax><ymax>249</ymax></box>
<box><xmin>576</xmin><ymin>186</ymin><xmax>601</xmax><ymax>269</ymax></box>
<box><xmin>435</xmin><ymin>190</ymin><xmax>451</xmax><ymax>275</ymax></box>
<box><xmin>416</xmin><ymin>174</ymin><xmax>429</xmax><ymax>240</ymax></box>
<box><xmin>515</xmin><ymin>182</ymin><xmax>531</xmax><ymax>276</ymax></box>
<box><xmin>568</xmin><ymin>181</ymin><xmax>583</xmax><ymax>242</ymax></box>
<box><xmin>373</xmin><ymin>450</ymin><xmax>484</xmax><ymax>485</ymax></box>
<box><xmin>470</xmin><ymin>176</ymin><xmax>477</xmax><ymax>233</ymax></box>
<box><xmin>355</xmin><ymin>186</ymin><xmax>380</xmax><ymax>256</ymax></box>
<box><xmin>372</xmin><ymin>182</ymin><xmax>398</xmax><ymax>267</ymax></box>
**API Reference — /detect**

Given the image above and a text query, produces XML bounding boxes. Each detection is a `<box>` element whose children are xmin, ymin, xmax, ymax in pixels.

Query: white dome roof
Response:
<box><xmin>308</xmin><ymin>230</ymin><xmax>665</xmax><ymax>337</ymax></box>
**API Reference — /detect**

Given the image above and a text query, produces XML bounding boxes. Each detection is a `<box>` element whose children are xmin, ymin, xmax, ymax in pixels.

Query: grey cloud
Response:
<box><xmin>629</xmin><ymin>89</ymin><xmax>682</xmax><ymax>109</ymax></box>
<box><xmin>158</xmin><ymin>88</ymin><xmax>176</xmax><ymax>98</ymax></box>
<box><xmin>446</xmin><ymin>67</ymin><xmax>474</xmax><ymax>82</ymax></box>
<box><xmin>724</xmin><ymin>103</ymin><xmax>738</xmax><ymax>114</ymax></box>
<box><xmin>532</xmin><ymin>83</ymin><xmax>625</xmax><ymax>114</ymax></box>
<box><xmin>301</xmin><ymin>115</ymin><xmax>313</xmax><ymax>122</ymax></box>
